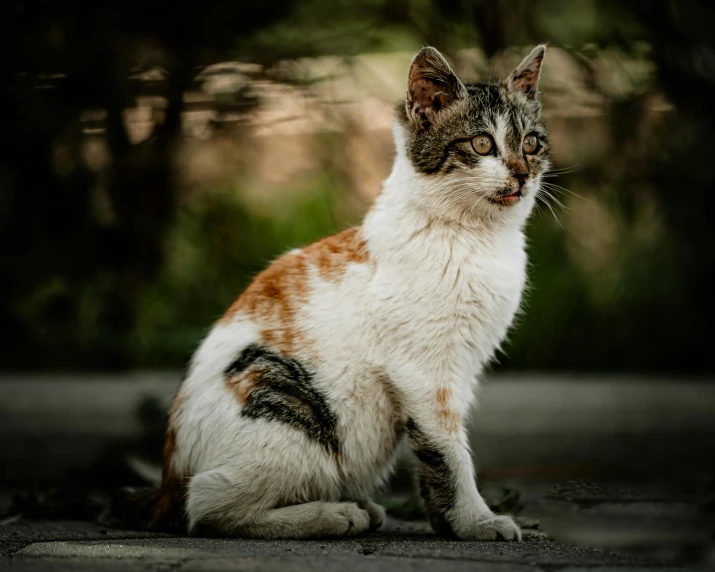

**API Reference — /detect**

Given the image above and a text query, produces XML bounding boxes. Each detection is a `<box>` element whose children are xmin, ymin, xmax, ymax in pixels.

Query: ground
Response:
<box><xmin>1</xmin><ymin>374</ymin><xmax>714</xmax><ymax>570</ymax></box>
<box><xmin>2</xmin><ymin>480</ymin><xmax>713</xmax><ymax>571</ymax></box>
<box><xmin>0</xmin><ymin>517</ymin><xmax>689</xmax><ymax>571</ymax></box>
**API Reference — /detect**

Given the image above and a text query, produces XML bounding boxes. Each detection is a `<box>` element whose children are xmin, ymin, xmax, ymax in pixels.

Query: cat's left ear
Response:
<box><xmin>504</xmin><ymin>45</ymin><xmax>546</xmax><ymax>99</ymax></box>
<box><xmin>407</xmin><ymin>47</ymin><xmax>467</xmax><ymax>129</ymax></box>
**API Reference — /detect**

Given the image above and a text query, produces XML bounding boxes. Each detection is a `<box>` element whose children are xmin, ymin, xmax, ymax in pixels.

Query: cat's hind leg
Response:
<box><xmin>234</xmin><ymin>502</ymin><xmax>370</xmax><ymax>539</ymax></box>
<box><xmin>187</xmin><ymin>467</ymin><xmax>370</xmax><ymax>539</ymax></box>
<box><xmin>182</xmin><ymin>341</ymin><xmax>377</xmax><ymax>539</ymax></box>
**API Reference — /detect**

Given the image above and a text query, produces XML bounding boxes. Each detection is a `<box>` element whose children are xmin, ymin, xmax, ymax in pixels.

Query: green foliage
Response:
<box><xmin>0</xmin><ymin>0</ymin><xmax>713</xmax><ymax>372</ymax></box>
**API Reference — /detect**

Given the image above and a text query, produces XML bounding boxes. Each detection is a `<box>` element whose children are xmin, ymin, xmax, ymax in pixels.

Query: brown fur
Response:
<box><xmin>219</xmin><ymin>227</ymin><xmax>369</xmax><ymax>357</ymax></box>
<box><xmin>220</xmin><ymin>249</ymin><xmax>308</xmax><ymax>356</ymax></box>
<box><xmin>301</xmin><ymin>227</ymin><xmax>369</xmax><ymax>284</ymax></box>
<box><xmin>225</xmin><ymin>364</ymin><xmax>317</xmax><ymax>412</ymax></box>
<box><xmin>436</xmin><ymin>386</ymin><xmax>460</xmax><ymax>433</ymax></box>
<box><xmin>224</xmin><ymin>365</ymin><xmax>264</xmax><ymax>406</ymax></box>
<box><xmin>151</xmin><ymin>391</ymin><xmax>187</xmax><ymax>530</ymax></box>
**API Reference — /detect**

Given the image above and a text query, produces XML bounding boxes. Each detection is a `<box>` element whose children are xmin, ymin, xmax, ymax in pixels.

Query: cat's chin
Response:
<box><xmin>489</xmin><ymin>190</ymin><xmax>522</xmax><ymax>207</ymax></box>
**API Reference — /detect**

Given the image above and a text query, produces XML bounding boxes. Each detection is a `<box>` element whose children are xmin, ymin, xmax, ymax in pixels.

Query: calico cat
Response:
<box><xmin>151</xmin><ymin>44</ymin><xmax>550</xmax><ymax>540</ymax></box>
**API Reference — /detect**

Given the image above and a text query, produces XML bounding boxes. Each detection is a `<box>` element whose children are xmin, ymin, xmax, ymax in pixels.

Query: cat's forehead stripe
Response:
<box><xmin>493</xmin><ymin>114</ymin><xmax>509</xmax><ymax>151</ymax></box>
<box><xmin>504</xmin><ymin>110</ymin><xmax>525</xmax><ymax>155</ymax></box>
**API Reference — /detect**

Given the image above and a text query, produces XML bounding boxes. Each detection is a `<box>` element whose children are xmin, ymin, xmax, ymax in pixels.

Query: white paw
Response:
<box><xmin>455</xmin><ymin>514</ymin><xmax>522</xmax><ymax>541</ymax></box>
<box><xmin>329</xmin><ymin>503</ymin><xmax>371</xmax><ymax>536</ymax></box>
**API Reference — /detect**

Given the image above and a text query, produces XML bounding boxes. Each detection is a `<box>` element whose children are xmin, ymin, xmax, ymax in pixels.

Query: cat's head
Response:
<box><xmin>395</xmin><ymin>45</ymin><xmax>550</xmax><ymax>224</ymax></box>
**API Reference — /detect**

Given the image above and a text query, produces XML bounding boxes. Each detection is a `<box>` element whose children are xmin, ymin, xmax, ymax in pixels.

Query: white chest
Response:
<box><xmin>367</xmin><ymin>227</ymin><xmax>527</xmax><ymax>370</ymax></box>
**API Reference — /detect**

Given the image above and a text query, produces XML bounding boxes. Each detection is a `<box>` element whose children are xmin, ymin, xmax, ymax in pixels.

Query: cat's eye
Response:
<box><xmin>523</xmin><ymin>134</ymin><xmax>539</xmax><ymax>154</ymax></box>
<box><xmin>471</xmin><ymin>134</ymin><xmax>494</xmax><ymax>156</ymax></box>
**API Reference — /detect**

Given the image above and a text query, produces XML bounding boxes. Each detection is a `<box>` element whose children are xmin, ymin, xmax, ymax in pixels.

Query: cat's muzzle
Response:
<box><xmin>489</xmin><ymin>188</ymin><xmax>523</xmax><ymax>206</ymax></box>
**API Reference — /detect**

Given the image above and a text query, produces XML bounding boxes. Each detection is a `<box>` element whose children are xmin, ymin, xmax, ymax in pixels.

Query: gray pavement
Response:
<box><xmin>1</xmin><ymin>374</ymin><xmax>714</xmax><ymax>570</ymax></box>
<box><xmin>1</xmin><ymin>481</ymin><xmax>714</xmax><ymax>571</ymax></box>
<box><xmin>0</xmin><ymin>517</ymin><xmax>682</xmax><ymax>572</ymax></box>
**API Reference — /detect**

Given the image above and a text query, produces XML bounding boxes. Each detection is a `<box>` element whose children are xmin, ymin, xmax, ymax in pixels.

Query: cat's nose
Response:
<box><xmin>513</xmin><ymin>172</ymin><xmax>529</xmax><ymax>188</ymax></box>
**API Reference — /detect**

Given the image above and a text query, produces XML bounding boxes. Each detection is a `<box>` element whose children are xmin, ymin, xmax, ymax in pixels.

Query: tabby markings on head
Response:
<box><xmin>401</xmin><ymin>45</ymin><xmax>550</xmax><ymax>193</ymax></box>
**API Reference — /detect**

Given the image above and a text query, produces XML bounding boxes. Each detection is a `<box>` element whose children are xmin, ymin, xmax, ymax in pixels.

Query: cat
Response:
<box><xmin>149</xmin><ymin>44</ymin><xmax>550</xmax><ymax>540</ymax></box>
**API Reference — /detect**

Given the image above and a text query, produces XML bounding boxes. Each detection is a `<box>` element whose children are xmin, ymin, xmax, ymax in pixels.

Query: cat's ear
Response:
<box><xmin>504</xmin><ymin>45</ymin><xmax>546</xmax><ymax>99</ymax></box>
<box><xmin>406</xmin><ymin>47</ymin><xmax>467</xmax><ymax>129</ymax></box>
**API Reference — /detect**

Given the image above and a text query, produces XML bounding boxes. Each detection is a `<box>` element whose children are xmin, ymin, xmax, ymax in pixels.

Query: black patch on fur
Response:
<box><xmin>225</xmin><ymin>344</ymin><xmax>340</xmax><ymax>455</ymax></box>
<box><xmin>407</xmin><ymin>418</ymin><xmax>457</xmax><ymax>537</ymax></box>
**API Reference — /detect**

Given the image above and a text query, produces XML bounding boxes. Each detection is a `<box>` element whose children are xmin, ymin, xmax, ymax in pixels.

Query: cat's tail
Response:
<box><xmin>106</xmin><ymin>483</ymin><xmax>187</xmax><ymax>532</ymax></box>
<box><xmin>106</xmin><ymin>394</ymin><xmax>188</xmax><ymax>532</ymax></box>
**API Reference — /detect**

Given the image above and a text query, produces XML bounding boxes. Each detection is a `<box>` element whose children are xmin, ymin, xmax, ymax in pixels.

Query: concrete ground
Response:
<box><xmin>1</xmin><ymin>499</ymin><xmax>713</xmax><ymax>571</ymax></box>
<box><xmin>1</xmin><ymin>374</ymin><xmax>714</xmax><ymax>570</ymax></box>
<box><xmin>0</xmin><ymin>524</ymin><xmax>661</xmax><ymax>571</ymax></box>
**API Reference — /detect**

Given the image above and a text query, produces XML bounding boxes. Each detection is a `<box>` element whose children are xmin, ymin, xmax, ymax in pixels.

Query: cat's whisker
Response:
<box><xmin>542</xmin><ymin>171</ymin><xmax>579</xmax><ymax>178</ymax></box>
<box><xmin>543</xmin><ymin>165</ymin><xmax>580</xmax><ymax>176</ymax></box>
<box><xmin>534</xmin><ymin>185</ymin><xmax>568</xmax><ymax>227</ymax></box>
<box><xmin>541</xmin><ymin>182</ymin><xmax>590</xmax><ymax>202</ymax></box>
<box><xmin>538</xmin><ymin>188</ymin><xmax>568</xmax><ymax>211</ymax></box>
<box><xmin>535</xmin><ymin>193</ymin><xmax>564</xmax><ymax>228</ymax></box>
<box><xmin>424</xmin><ymin>183</ymin><xmax>492</xmax><ymax>221</ymax></box>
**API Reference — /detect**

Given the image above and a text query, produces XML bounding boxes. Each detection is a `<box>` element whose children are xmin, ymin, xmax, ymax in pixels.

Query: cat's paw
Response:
<box><xmin>327</xmin><ymin>503</ymin><xmax>371</xmax><ymax>536</ymax></box>
<box><xmin>455</xmin><ymin>514</ymin><xmax>522</xmax><ymax>541</ymax></box>
<box><xmin>358</xmin><ymin>498</ymin><xmax>386</xmax><ymax>530</ymax></box>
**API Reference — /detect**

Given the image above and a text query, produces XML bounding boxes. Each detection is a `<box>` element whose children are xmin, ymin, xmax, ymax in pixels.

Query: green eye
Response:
<box><xmin>523</xmin><ymin>134</ymin><xmax>539</xmax><ymax>154</ymax></box>
<box><xmin>471</xmin><ymin>134</ymin><xmax>494</xmax><ymax>155</ymax></box>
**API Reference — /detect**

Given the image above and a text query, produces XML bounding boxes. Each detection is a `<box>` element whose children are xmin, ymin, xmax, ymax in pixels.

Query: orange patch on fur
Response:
<box><xmin>162</xmin><ymin>390</ymin><xmax>184</xmax><ymax>478</ymax></box>
<box><xmin>436</xmin><ymin>386</ymin><xmax>460</xmax><ymax>433</ymax></box>
<box><xmin>224</xmin><ymin>365</ymin><xmax>263</xmax><ymax>406</ymax></box>
<box><xmin>151</xmin><ymin>391</ymin><xmax>186</xmax><ymax>530</ymax></box>
<box><xmin>218</xmin><ymin>227</ymin><xmax>369</xmax><ymax>357</ymax></box>
<box><xmin>219</xmin><ymin>248</ymin><xmax>309</xmax><ymax>355</ymax></box>
<box><xmin>302</xmin><ymin>226</ymin><xmax>369</xmax><ymax>284</ymax></box>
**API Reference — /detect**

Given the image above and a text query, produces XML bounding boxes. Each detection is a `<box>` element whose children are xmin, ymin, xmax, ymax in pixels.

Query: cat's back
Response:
<box><xmin>186</xmin><ymin>225</ymin><xmax>374</xmax><ymax>381</ymax></box>
<box><xmin>223</xmin><ymin>225</ymin><xmax>368</xmax><ymax>312</ymax></box>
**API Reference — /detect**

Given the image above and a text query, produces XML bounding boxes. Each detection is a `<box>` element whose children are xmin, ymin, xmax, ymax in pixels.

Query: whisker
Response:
<box><xmin>538</xmin><ymin>188</ymin><xmax>568</xmax><ymax>212</ymax></box>
<box><xmin>535</xmin><ymin>192</ymin><xmax>564</xmax><ymax>228</ymax></box>
<box><xmin>544</xmin><ymin>165</ymin><xmax>580</xmax><ymax>175</ymax></box>
<box><xmin>541</xmin><ymin>182</ymin><xmax>590</xmax><ymax>202</ymax></box>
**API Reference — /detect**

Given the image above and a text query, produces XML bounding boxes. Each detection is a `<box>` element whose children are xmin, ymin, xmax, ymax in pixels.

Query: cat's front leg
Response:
<box><xmin>402</xmin><ymin>386</ymin><xmax>521</xmax><ymax>541</ymax></box>
<box><xmin>357</xmin><ymin>498</ymin><xmax>386</xmax><ymax>531</ymax></box>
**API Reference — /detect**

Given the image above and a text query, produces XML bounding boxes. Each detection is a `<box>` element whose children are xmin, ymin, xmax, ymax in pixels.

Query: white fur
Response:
<box><xmin>172</xmin><ymin>114</ymin><xmax>543</xmax><ymax>540</ymax></box>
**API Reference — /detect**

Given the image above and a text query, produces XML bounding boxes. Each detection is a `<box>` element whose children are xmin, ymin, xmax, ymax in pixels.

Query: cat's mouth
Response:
<box><xmin>490</xmin><ymin>189</ymin><xmax>522</xmax><ymax>206</ymax></box>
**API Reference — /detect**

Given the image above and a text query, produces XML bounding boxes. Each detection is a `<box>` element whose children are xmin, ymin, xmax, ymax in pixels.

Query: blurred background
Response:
<box><xmin>1</xmin><ymin>0</ymin><xmax>714</xmax><ymax>564</ymax></box>
<box><xmin>1</xmin><ymin>0</ymin><xmax>713</xmax><ymax>373</ymax></box>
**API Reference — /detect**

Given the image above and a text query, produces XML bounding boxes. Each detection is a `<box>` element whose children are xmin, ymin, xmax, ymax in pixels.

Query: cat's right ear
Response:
<box><xmin>406</xmin><ymin>47</ymin><xmax>467</xmax><ymax>130</ymax></box>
